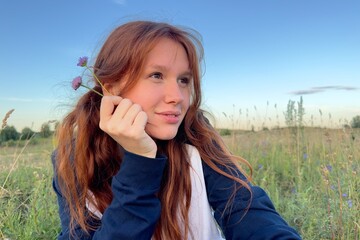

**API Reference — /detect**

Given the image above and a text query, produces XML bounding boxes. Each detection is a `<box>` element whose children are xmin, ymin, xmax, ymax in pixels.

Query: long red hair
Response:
<box><xmin>55</xmin><ymin>21</ymin><xmax>252</xmax><ymax>239</ymax></box>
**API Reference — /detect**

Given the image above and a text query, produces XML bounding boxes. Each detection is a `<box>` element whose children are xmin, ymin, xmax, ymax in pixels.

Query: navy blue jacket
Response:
<box><xmin>52</xmin><ymin>150</ymin><xmax>302</xmax><ymax>239</ymax></box>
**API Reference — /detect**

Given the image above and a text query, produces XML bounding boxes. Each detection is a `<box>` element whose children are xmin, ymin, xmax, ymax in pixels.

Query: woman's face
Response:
<box><xmin>121</xmin><ymin>38</ymin><xmax>192</xmax><ymax>140</ymax></box>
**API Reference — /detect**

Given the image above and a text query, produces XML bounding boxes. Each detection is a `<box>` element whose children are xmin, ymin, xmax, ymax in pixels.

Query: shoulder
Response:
<box><xmin>201</xmin><ymin>155</ymin><xmax>249</xmax><ymax>184</ymax></box>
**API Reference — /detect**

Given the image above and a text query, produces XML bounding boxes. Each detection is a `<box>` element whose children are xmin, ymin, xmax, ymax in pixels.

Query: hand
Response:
<box><xmin>99</xmin><ymin>96</ymin><xmax>157</xmax><ymax>158</ymax></box>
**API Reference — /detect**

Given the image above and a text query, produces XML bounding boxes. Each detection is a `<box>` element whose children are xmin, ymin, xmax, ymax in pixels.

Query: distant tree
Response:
<box><xmin>21</xmin><ymin>127</ymin><xmax>36</xmax><ymax>140</ymax></box>
<box><xmin>0</xmin><ymin>126</ymin><xmax>19</xmax><ymax>142</ymax></box>
<box><xmin>351</xmin><ymin>115</ymin><xmax>360</xmax><ymax>128</ymax></box>
<box><xmin>40</xmin><ymin>122</ymin><xmax>52</xmax><ymax>138</ymax></box>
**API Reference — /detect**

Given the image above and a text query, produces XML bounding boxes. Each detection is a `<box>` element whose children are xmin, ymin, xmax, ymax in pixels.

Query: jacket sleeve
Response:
<box><xmin>202</xmin><ymin>161</ymin><xmax>302</xmax><ymax>240</ymax></box>
<box><xmin>52</xmin><ymin>150</ymin><xmax>167</xmax><ymax>240</ymax></box>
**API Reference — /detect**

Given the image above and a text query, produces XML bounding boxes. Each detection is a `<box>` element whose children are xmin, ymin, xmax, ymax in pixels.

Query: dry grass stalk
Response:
<box><xmin>1</xmin><ymin>132</ymin><xmax>36</xmax><ymax>191</ymax></box>
<box><xmin>1</xmin><ymin>109</ymin><xmax>15</xmax><ymax>129</ymax></box>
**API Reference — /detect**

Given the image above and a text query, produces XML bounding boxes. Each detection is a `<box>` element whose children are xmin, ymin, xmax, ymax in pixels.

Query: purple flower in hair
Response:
<box><xmin>77</xmin><ymin>56</ymin><xmax>88</xmax><ymax>67</ymax></box>
<box><xmin>71</xmin><ymin>75</ymin><xmax>103</xmax><ymax>96</ymax></box>
<box><xmin>71</xmin><ymin>56</ymin><xmax>110</xmax><ymax>96</ymax></box>
<box><xmin>72</xmin><ymin>76</ymin><xmax>82</xmax><ymax>90</ymax></box>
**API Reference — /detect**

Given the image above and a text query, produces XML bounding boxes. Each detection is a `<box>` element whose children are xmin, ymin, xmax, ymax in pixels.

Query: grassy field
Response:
<box><xmin>222</xmin><ymin>127</ymin><xmax>360</xmax><ymax>239</ymax></box>
<box><xmin>0</xmin><ymin>137</ymin><xmax>59</xmax><ymax>239</ymax></box>
<box><xmin>0</xmin><ymin>127</ymin><xmax>359</xmax><ymax>239</ymax></box>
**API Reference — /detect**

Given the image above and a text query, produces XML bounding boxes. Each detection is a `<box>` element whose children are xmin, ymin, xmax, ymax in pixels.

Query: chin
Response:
<box><xmin>147</xmin><ymin>128</ymin><xmax>179</xmax><ymax>141</ymax></box>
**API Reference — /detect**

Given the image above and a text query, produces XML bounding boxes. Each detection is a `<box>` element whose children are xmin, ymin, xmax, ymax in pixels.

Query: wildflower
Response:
<box><xmin>72</xmin><ymin>56</ymin><xmax>110</xmax><ymax>95</ymax></box>
<box><xmin>258</xmin><ymin>164</ymin><xmax>263</xmax><ymax>170</ymax></box>
<box><xmin>77</xmin><ymin>56</ymin><xmax>88</xmax><ymax>67</ymax></box>
<box><xmin>72</xmin><ymin>76</ymin><xmax>103</xmax><ymax>97</ymax></box>
<box><xmin>303</xmin><ymin>153</ymin><xmax>308</xmax><ymax>160</ymax></box>
<box><xmin>72</xmin><ymin>76</ymin><xmax>82</xmax><ymax>90</ymax></box>
<box><xmin>342</xmin><ymin>193</ymin><xmax>348</xmax><ymax>198</ymax></box>
<box><xmin>347</xmin><ymin>200</ymin><xmax>353</xmax><ymax>208</ymax></box>
<box><xmin>326</xmin><ymin>164</ymin><xmax>333</xmax><ymax>172</ymax></box>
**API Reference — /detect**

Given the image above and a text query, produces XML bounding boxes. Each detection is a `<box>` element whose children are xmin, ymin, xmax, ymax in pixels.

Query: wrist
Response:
<box><xmin>141</xmin><ymin>149</ymin><xmax>157</xmax><ymax>158</ymax></box>
<box><xmin>126</xmin><ymin>148</ymin><xmax>157</xmax><ymax>159</ymax></box>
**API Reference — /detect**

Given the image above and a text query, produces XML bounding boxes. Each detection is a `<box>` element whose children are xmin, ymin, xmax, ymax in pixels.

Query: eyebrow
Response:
<box><xmin>148</xmin><ymin>64</ymin><xmax>192</xmax><ymax>77</ymax></box>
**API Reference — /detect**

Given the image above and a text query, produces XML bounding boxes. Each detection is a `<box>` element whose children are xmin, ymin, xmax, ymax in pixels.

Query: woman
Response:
<box><xmin>52</xmin><ymin>20</ymin><xmax>301</xmax><ymax>239</ymax></box>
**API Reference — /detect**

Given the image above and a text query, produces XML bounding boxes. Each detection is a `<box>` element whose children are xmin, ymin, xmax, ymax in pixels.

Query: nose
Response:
<box><xmin>164</xmin><ymin>81</ymin><xmax>184</xmax><ymax>104</ymax></box>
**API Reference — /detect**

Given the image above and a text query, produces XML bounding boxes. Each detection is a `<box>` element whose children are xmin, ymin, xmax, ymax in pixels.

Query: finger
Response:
<box><xmin>111</xmin><ymin>98</ymin><xmax>133</xmax><ymax>120</ymax></box>
<box><xmin>120</xmin><ymin>103</ymin><xmax>143</xmax><ymax>126</ymax></box>
<box><xmin>133</xmin><ymin>111</ymin><xmax>148</xmax><ymax>130</ymax></box>
<box><xmin>100</xmin><ymin>96</ymin><xmax>123</xmax><ymax>121</ymax></box>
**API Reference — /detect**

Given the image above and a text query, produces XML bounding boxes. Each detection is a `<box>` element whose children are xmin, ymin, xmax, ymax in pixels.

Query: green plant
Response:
<box><xmin>350</xmin><ymin>115</ymin><xmax>360</xmax><ymax>128</ymax></box>
<box><xmin>40</xmin><ymin>123</ymin><xmax>52</xmax><ymax>138</ymax></box>
<box><xmin>219</xmin><ymin>128</ymin><xmax>231</xmax><ymax>136</ymax></box>
<box><xmin>0</xmin><ymin>126</ymin><xmax>19</xmax><ymax>142</ymax></box>
<box><xmin>284</xmin><ymin>96</ymin><xmax>305</xmax><ymax>128</ymax></box>
<box><xmin>222</xmin><ymin>127</ymin><xmax>360</xmax><ymax>239</ymax></box>
<box><xmin>0</xmin><ymin>136</ymin><xmax>59</xmax><ymax>239</ymax></box>
<box><xmin>21</xmin><ymin>127</ymin><xmax>36</xmax><ymax>140</ymax></box>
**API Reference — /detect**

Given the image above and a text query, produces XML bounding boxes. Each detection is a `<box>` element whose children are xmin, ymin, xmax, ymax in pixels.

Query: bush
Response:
<box><xmin>40</xmin><ymin>123</ymin><xmax>52</xmax><ymax>138</ymax></box>
<box><xmin>0</xmin><ymin>126</ymin><xmax>19</xmax><ymax>142</ymax></box>
<box><xmin>5</xmin><ymin>139</ymin><xmax>17</xmax><ymax>147</ymax></box>
<box><xmin>21</xmin><ymin>127</ymin><xmax>36</xmax><ymax>140</ymax></box>
<box><xmin>219</xmin><ymin>128</ymin><xmax>232</xmax><ymax>136</ymax></box>
<box><xmin>351</xmin><ymin>115</ymin><xmax>360</xmax><ymax>128</ymax></box>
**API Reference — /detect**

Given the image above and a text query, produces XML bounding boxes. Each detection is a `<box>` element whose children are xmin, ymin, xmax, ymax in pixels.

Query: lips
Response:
<box><xmin>156</xmin><ymin>111</ymin><xmax>182</xmax><ymax>124</ymax></box>
<box><xmin>157</xmin><ymin>111</ymin><xmax>181</xmax><ymax>117</ymax></box>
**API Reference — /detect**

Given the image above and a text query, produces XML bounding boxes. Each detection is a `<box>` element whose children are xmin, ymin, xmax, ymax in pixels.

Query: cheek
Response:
<box><xmin>184</xmin><ymin>98</ymin><xmax>190</xmax><ymax>111</ymax></box>
<box><xmin>122</xmin><ymin>89</ymin><xmax>155</xmax><ymax>109</ymax></box>
<box><xmin>184</xmin><ymin>90</ymin><xmax>192</xmax><ymax>109</ymax></box>
<box><xmin>136</xmin><ymin>92</ymin><xmax>159</xmax><ymax>109</ymax></box>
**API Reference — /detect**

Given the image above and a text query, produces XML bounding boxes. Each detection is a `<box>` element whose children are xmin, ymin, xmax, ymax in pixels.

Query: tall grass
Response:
<box><xmin>0</xmin><ymin>137</ymin><xmax>59</xmax><ymax>239</ymax></box>
<box><xmin>0</xmin><ymin>115</ymin><xmax>359</xmax><ymax>239</ymax></box>
<box><xmin>223</xmin><ymin>127</ymin><xmax>359</xmax><ymax>239</ymax></box>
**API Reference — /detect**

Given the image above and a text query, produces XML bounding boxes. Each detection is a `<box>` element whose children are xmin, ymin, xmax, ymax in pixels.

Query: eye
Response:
<box><xmin>150</xmin><ymin>72</ymin><xmax>163</xmax><ymax>79</ymax></box>
<box><xmin>178</xmin><ymin>77</ymin><xmax>191</xmax><ymax>87</ymax></box>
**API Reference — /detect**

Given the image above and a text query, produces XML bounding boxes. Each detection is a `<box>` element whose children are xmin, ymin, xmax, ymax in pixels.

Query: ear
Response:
<box><xmin>103</xmin><ymin>82</ymin><xmax>122</xmax><ymax>96</ymax></box>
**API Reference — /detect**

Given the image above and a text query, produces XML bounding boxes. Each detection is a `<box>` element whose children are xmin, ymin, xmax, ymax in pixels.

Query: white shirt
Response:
<box><xmin>184</xmin><ymin>144</ymin><xmax>225</xmax><ymax>240</ymax></box>
<box><xmin>86</xmin><ymin>144</ymin><xmax>224</xmax><ymax>240</ymax></box>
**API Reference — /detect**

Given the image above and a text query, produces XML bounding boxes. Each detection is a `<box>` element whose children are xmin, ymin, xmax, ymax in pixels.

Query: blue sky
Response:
<box><xmin>1</xmin><ymin>0</ymin><xmax>359</xmax><ymax>131</ymax></box>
